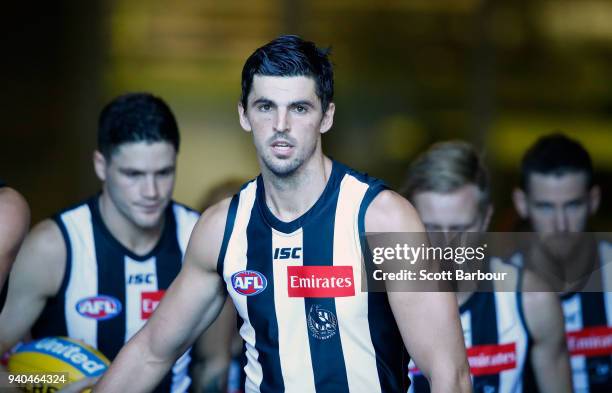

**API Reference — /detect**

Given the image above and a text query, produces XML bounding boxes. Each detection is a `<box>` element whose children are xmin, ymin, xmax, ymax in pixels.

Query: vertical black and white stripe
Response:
<box><xmin>31</xmin><ymin>196</ymin><xmax>199</xmax><ymax>393</ymax></box>
<box><xmin>218</xmin><ymin>162</ymin><xmax>408</xmax><ymax>393</ymax></box>
<box><xmin>409</xmin><ymin>263</ymin><xmax>530</xmax><ymax>393</ymax></box>
<box><xmin>561</xmin><ymin>240</ymin><xmax>612</xmax><ymax>393</ymax></box>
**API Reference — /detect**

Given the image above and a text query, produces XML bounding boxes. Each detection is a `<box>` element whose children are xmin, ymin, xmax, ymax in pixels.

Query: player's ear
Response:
<box><xmin>319</xmin><ymin>102</ymin><xmax>335</xmax><ymax>134</ymax></box>
<box><xmin>93</xmin><ymin>150</ymin><xmax>107</xmax><ymax>182</ymax></box>
<box><xmin>238</xmin><ymin>102</ymin><xmax>252</xmax><ymax>132</ymax></box>
<box><xmin>589</xmin><ymin>184</ymin><xmax>601</xmax><ymax>215</ymax></box>
<box><xmin>512</xmin><ymin>188</ymin><xmax>528</xmax><ymax>219</ymax></box>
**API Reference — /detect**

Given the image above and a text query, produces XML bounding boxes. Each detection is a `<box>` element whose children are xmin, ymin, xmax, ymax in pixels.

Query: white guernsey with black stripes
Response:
<box><xmin>560</xmin><ymin>241</ymin><xmax>612</xmax><ymax>393</ymax></box>
<box><xmin>31</xmin><ymin>196</ymin><xmax>199</xmax><ymax>393</ymax></box>
<box><xmin>409</xmin><ymin>286</ymin><xmax>530</xmax><ymax>393</ymax></box>
<box><xmin>512</xmin><ymin>240</ymin><xmax>612</xmax><ymax>393</ymax></box>
<box><xmin>218</xmin><ymin>161</ymin><xmax>409</xmax><ymax>393</ymax></box>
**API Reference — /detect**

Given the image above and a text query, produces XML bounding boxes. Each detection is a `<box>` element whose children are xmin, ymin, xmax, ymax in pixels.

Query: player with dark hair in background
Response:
<box><xmin>513</xmin><ymin>133</ymin><xmax>610</xmax><ymax>393</ymax></box>
<box><xmin>0</xmin><ymin>93</ymin><xmax>199</xmax><ymax>392</ymax></box>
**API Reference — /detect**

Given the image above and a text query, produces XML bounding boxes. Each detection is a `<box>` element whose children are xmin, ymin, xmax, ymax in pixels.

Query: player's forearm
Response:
<box><xmin>429</xmin><ymin>364</ymin><xmax>472</xmax><ymax>393</ymax></box>
<box><xmin>0</xmin><ymin>328</ymin><xmax>19</xmax><ymax>357</ymax></box>
<box><xmin>539</xmin><ymin>360</ymin><xmax>572</xmax><ymax>393</ymax></box>
<box><xmin>0</xmin><ymin>308</ymin><xmax>39</xmax><ymax>356</ymax></box>
<box><xmin>93</xmin><ymin>333</ymin><xmax>174</xmax><ymax>393</ymax></box>
<box><xmin>533</xmin><ymin>348</ymin><xmax>572</xmax><ymax>393</ymax></box>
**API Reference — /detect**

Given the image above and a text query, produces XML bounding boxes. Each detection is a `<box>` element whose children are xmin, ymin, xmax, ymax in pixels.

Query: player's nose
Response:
<box><xmin>274</xmin><ymin>108</ymin><xmax>290</xmax><ymax>133</ymax></box>
<box><xmin>554</xmin><ymin>208</ymin><xmax>568</xmax><ymax>232</ymax></box>
<box><xmin>142</xmin><ymin>176</ymin><xmax>159</xmax><ymax>198</ymax></box>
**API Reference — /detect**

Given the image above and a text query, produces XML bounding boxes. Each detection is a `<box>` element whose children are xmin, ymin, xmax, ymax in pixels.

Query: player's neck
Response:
<box><xmin>261</xmin><ymin>154</ymin><xmax>333</xmax><ymax>223</ymax></box>
<box><xmin>98</xmin><ymin>193</ymin><xmax>164</xmax><ymax>255</ymax></box>
<box><xmin>527</xmin><ymin>235</ymin><xmax>598</xmax><ymax>294</ymax></box>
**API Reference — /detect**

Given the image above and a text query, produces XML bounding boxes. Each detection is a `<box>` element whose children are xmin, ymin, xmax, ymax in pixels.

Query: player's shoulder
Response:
<box><xmin>0</xmin><ymin>187</ymin><xmax>29</xmax><ymax>221</ymax></box>
<box><xmin>0</xmin><ymin>186</ymin><xmax>27</xmax><ymax>207</ymax></box>
<box><xmin>195</xmin><ymin>178</ymin><xmax>255</xmax><ymax>236</ymax></box>
<box><xmin>521</xmin><ymin>266</ymin><xmax>553</xmax><ymax>292</ymax></box>
<box><xmin>13</xmin><ymin>218</ymin><xmax>66</xmax><ymax>289</ymax></box>
<box><xmin>199</xmin><ymin>197</ymin><xmax>234</xmax><ymax>233</ymax></box>
<box><xmin>365</xmin><ymin>189</ymin><xmax>424</xmax><ymax>232</ymax></box>
<box><xmin>0</xmin><ymin>187</ymin><xmax>30</xmax><ymax>243</ymax></box>
<box><xmin>186</xmin><ymin>196</ymin><xmax>235</xmax><ymax>271</ymax></box>
<box><xmin>7</xmin><ymin>218</ymin><xmax>66</xmax><ymax>297</ymax></box>
<box><xmin>25</xmin><ymin>219</ymin><xmax>66</xmax><ymax>257</ymax></box>
<box><xmin>520</xmin><ymin>268</ymin><xmax>560</xmax><ymax>320</ymax></box>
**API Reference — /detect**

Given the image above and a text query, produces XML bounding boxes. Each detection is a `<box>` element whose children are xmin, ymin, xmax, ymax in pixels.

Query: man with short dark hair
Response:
<box><xmin>403</xmin><ymin>140</ymin><xmax>572</xmax><ymax>393</ymax></box>
<box><xmin>0</xmin><ymin>93</ymin><xmax>199</xmax><ymax>392</ymax></box>
<box><xmin>513</xmin><ymin>133</ymin><xmax>600</xmax><ymax>234</ymax></box>
<box><xmin>95</xmin><ymin>35</ymin><xmax>471</xmax><ymax>393</ymax></box>
<box><xmin>513</xmin><ymin>133</ymin><xmax>610</xmax><ymax>393</ymax></box>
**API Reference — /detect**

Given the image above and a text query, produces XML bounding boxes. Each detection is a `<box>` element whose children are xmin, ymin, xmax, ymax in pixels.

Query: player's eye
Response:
<box><xmin>123</xmin><ymin>171</ymin><xmax>142</xmax><ymax>178</ymax></box>
<box><xmin>258</xmin><ymin>103</ymin><xmax>272</xmax><ymax>112</ymax></box>
<box><xmin>566</xmin><ymin>200</ymin><xmax>584</xmax><ymax>209</ymax></box>
<box><xmin>534</xmin><ymin>202</ymin><xmax>553</xmax><ymax>212</ymax></box>
<box><xmin>294</xmin><ymin>105</ymin><xmax>306</xmax><ymax>113</ymax></box>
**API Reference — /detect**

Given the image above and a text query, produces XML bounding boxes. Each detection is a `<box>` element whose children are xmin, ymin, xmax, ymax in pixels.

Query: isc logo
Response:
<box><xmin>274</xmin><ymin>247</ymin><xmax>302</xmax><ymax>260</ymax></box>
<box><xmin>76</xmin><ymin>295</ymin><xmax>122</xmax><ymax>320</ymax></box>
<box><xmin>231</xmin><ymin>270</ymin><xmax>267</xmax><ymax>296</ymax></box>
<box><xmin>127</xmin><ymin>273</ymin><xmax>155</xmax><ymax>285</ymax></box>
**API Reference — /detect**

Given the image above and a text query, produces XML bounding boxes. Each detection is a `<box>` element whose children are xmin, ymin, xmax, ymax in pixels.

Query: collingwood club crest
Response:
<box><xmin>307</xmin><ymin>304</ymin><xmax>338</xmax><ymax>340</ymax></box>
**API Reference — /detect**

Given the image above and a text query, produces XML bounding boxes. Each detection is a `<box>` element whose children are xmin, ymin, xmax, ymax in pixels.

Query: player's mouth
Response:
<box><xmin>270</xmin><ymin>140</ymin><xmax>294</xmax><ymax>157</ymax></box>
<box><xmin>136</xmin><ymin>203</ymin><xmax>162</xmax><ymax>214</ymax></box>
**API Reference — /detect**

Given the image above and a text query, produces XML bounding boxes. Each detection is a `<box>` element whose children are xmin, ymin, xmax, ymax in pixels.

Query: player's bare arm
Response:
<box><xmin>0</xmin><ymin>187</ymin><xmax>30</xmax><ymax>291</ymax></box>
<box><xmin>192</xmin><ymin>298</ymin><xmax>236</xmax><ymax>392</ymax></box>
<box><xmin>93</xmin><ymin>197</ymin><xmax>231</xmax><ymax>393</ymax></box>
<box><xmin>365</xmin><ymin>190</ymin><xmax>472</xmax><ymax>393</ymax></box>
<box><xmin>0</xmin><ymin>219</ymin><xmax>65</xmax><ymax>353</ymax></box>
<box><xmin>522</xmin><ymin>269</ymin><xmax>572</xmax><ymax>393</ymax></box>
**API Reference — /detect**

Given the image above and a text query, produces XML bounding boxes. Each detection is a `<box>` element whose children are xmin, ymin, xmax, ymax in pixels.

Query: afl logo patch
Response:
<box><xmin>307</xmin><ymin>305</ymin><xmax>338</xmax><ymax>340</ymax></box>
<box><xmin>231</xmin><ymin>270</ymin><xmax>267</xmax><ymax>296</ymax></box>
<box><xmin>76</xmin><ymin>295</ymin><xmax>122</xmax><ymax>320</ymax></box>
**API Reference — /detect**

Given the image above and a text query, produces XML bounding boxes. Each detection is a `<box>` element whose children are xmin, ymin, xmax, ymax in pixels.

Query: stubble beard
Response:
<box><xmin>260</xmin><ymin>140</ymin><xmax>318</xmax><ymax>179</ymax></box>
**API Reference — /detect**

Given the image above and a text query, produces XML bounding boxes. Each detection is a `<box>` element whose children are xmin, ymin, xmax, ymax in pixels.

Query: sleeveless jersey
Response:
<box><xmin>218</xmin><ymin>161</ymin><xmax>409</xmax><ymax>393</ymax></box>
<box><xmin>409</xmin><ymin>262</ymin><xmax>530</xmax><ymax>393</ymax></box>
<box><xmin>31</xmin><ymin>196</ymin><xmax>199</xmax><ymax>393</ymax></box>
<box><xmin>560</xmin><ymin>240</ymin><xmax>612</xmax><ymax>393</ymax></box>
